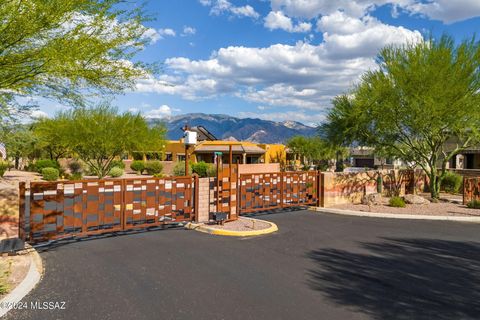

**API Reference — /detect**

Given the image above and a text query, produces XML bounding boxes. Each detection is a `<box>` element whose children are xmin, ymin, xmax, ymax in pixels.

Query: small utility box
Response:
<box><xmin>184</xmin><ymin>130</ymin><xmax>197</xmax><ymax>146</ymax></box>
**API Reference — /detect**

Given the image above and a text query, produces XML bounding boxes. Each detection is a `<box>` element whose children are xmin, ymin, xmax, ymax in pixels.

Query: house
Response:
<box><xmin>164</xmin><ymin>126</ymin><xmax>287</xmax><ymax>165</ymax></box>
<box><xmin>349</xmin><ymin>147</ymin><xmax>404</xmax><ymax>169</ymax></box>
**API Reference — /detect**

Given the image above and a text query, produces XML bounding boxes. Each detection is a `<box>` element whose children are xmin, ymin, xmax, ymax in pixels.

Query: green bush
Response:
<box><xmin>35</xmin><ymin>159</ymin><xmax>59</xmax><ymax>173</ymax></box>
<box><xmin>109</xmin><ymin>166</ymin><xmax>124</xmax><ymax>178</ymax></box>
<box><xmin>110</xmin><ymin>160</ymin><xmax>126</xmax><ymax>169</ymax></box>
<box><xmin>389</xmin><ymin>196</ymin><xmax>406</xmax><ymax>208</ymax></box>
<box><xmin>41</xmin><ymin>167</ymin><xmax>59</xmax><ymax>181</ymax></box>
<box><xmin>173</xmin><ymin>161</ymin><xmax>192</xmax><ymax>176</ymax></box>
<box><xmin>144</xmin><ymin>161</ymin><xmax>163</xmax><ymax>175</ymax></box>
<box><xmin>68</xmin><ymin>160</ymin><xmax>83</xmax><ymax>174</ymax></box>
<box><xmin>0</xmin><ymin>161</ymin><xmax>10</xmax><ymax>177</ymax></box>
<box><xmin>130</xmin><ymin>160</ymin><xmax>145</xmax><ymax>174</ymax></box>
<box><xmin>467</xmin><ymin>199</ymin><xmax>480</xmax><ymax>209</ymax></box>
<box><xmin>191</xmin><ymin>162</ymin><xmax>210</xmax><ymax>177</ymax></box>
<box><xmin>441</xmin><ymin>172</ymin><xmax>463</xmax><ymax>194</ymax></box>
<box><xmin>69</xmin><ymin>172</ymin><xmax>83</xmax><ymax>180</ymax></box>
<box><xmin>206</xmin><ymin>164</ymin><xmax>217</xmax><ymax>177</ymax></box>
<box><xmin>153</xmin><ymin>173</ymin><xmax>166</xmax><ymax>178</ymax></box>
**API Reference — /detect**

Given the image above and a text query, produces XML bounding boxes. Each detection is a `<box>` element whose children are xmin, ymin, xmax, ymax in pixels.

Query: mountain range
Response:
<box><xmin>161</xmin><ymin>113</ymin><xmax>316</xmax><ymax>144</ymax></box>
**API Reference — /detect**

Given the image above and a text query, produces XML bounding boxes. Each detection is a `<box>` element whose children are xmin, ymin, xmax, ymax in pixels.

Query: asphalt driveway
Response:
<box><xmin>6</xmin><ymin>210</ymin><xmax>480</xmax><ymax>320</ymax></box>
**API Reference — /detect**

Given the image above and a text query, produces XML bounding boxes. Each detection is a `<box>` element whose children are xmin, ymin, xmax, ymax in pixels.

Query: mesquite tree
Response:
<box><xmin>320</xmin><ymin>36</ymin><xmax>480</xmax><ymax>199</ymax></box>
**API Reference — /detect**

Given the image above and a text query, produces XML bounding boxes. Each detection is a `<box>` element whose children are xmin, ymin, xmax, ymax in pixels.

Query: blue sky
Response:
<box><xmin>35</xmin><ymin>0</ymin><xmax>480</xmax><ymax>126</ymax></box>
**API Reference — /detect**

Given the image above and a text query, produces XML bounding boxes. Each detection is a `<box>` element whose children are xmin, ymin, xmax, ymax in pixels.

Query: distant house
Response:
<box><xmin>349</xmin><ymin>147</ymin><xmax>404</xmax><ymax>169</ymax></box>
<box><xmin>443</xmin><ymin>137</ymin><xmax>480</xmax><ymax>170</ymax></box>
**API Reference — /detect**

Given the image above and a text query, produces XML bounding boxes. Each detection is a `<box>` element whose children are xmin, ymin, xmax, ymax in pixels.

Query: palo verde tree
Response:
<box><xmin>0</xmin><ymin>0</ymin><xmax>155</xmax><ymax>119</ymax></box>
<box><xmin>287</xmin><ymin>135</ymin><xmax>345</xmax><ymax>169</ymax></box>
<box><xmin>320</xmin><ymin>36</ymin><xmax>480</xmax><ymax>199</ymax></box>
<box><xmin>58</xmin><ymin>104</ymin><xmax>166</xmax><ymax>178</ymax></box>
<box><xmin>32</xmin><ymin>115</ymin><xmax>71</xmax><ymax>161</ymax></box>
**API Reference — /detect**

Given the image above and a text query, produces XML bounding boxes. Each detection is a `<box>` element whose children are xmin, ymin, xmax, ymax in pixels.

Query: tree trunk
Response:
<box><xmin>429</xmin><ymin>172</ymin><xmax>440</xmax><ymax>199</ymax></box>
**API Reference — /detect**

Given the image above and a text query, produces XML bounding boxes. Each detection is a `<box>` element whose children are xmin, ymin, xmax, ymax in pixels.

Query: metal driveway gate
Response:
<box><xmin>237</xmin><ymin>171</ymin><xmax>321</xmax><ymax>214</ymax></box>
<box><xmin>19</xmin><ymin>176</ymin><xmax>198</xmax><ymax>244</ymax></box>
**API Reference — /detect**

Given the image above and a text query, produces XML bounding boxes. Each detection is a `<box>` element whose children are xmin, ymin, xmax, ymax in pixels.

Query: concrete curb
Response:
<box><xmin>309</xmin><ymin>206</ymin><xmax>480</xmax><ymax>222</ymax></box>
<box><xmin>186</xmin><ymin>217</ymin><xmax>278</xmax><ymax>237</ymax></box>
<box><xmin>0</xmin><ymin>244</ymin><xmax>43</xmax><ymax>317</ymax></box>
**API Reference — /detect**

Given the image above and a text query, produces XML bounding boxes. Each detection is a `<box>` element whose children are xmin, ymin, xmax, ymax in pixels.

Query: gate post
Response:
<box><xmin>194</xmin><ymin>175</ymin><xmax>200</xmax><ymax>222</ymax></box>
<box><xmin>280</xmin><ymin>171</ymin><xmax>284</xmax><ymax>208</ymax></box>
<box><xmin>18</xmin><ymin>182</ymin><xmax>26</xmax><ymax>242</ymax></box>
<box><xmin>316</xmin><ymin>171</ymin><xmax>321</xmax><ymax>207</ymax></box>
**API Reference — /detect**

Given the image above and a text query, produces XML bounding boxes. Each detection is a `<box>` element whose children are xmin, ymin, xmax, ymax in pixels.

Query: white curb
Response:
<box><xmin>0</xmin><ymin>247</ymin><xmax>43</xmax><ymax>318</ymax></box>
<box><xmin>309</xmin><ymin>207</ymin><xmax>480</xmax><ymax>222</ymax></box>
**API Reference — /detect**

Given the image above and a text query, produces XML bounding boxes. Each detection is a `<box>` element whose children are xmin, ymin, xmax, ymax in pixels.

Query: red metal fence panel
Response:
<box><xmin>21</xmin><ymin>176</ymin><xmax>197</xmax><ymax>243</ymax></box>
<box><xmin>463</xmin><ymin>177</ymin><xmax>480</xmax><ymax>205</ymax></box>
<box><xmin>238</xmin><ymin>171</ymin><xmax>320</xmax><ymax>214</ymax></box>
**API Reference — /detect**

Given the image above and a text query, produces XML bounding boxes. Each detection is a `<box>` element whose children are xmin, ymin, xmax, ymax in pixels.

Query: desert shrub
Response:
<box><xmin>69</xmin><ymin>173</ymin><xmax>83</xmax><ymax>180</ymax></box>
<box><xmin>35</xmin><ymin>159</ymin><xmax>59</xmax><ymax>172</ymax></box>
<box><xmin>41</xmin><ymin>167</ymin><xmax>59</xmax><ymax>181</ymax></box>
<box><xmin>109</xmin><ymin>166</ymin><xmax>124</xmax><ymax>178</ymax></box>
<box><xmin>206</xmin><ymin>164</ymin><xmax>217</xmax><ymax>177</ymax></box>
<box><xmin>68</xmin><ymin>160</ymin><xmax>83</xmax><ymax>174</ymax></box>
<box><xmin>467</xmin><ymin>200</ymin><xmax>480</xmax><ymax>209</ymax></box>
<box><xmin>0</xmin><ymin>161</ymin><xmax>10</xmax><ymax>177</ymax></box>
<box><xmin>153</xmin><ymin>173</ymin><xmax>166</xmax><ymax>178</ymax></box>
<box><xmin>109</xmin><ymin>160</ymin><xmax>125</xmax><ymax>169</ymax></box>
<box><xmin>191</xmin><ymin>162</ymin><xmax>209</xmax><ymax>177</ymax></box>
<box><xmin>144</xmin><ymin>161</ymin><xmax>163</xmax><ymax>175</ymax></box>
<box><xmin>441</xmin><ymin>172</ymin><xmax>463</xmax><ymax>194</ymax></box>
<box><xmin>130</xmin><ymin>160</ymin><xmax>145</xmax><ymax>174</ymax></box>
<box><xmin>173</xmin><ymin>161</ymin><xmax>192</xmax><ymax>176</ymax></box>
<box><xmin>389</xmin><ymin>196</ymin><xmax>406</xmax><ymax>208</ymax></box>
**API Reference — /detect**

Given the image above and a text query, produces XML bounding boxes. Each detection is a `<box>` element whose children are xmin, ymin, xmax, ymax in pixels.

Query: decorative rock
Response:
<box><xmin>403</xmin><ymin>194</ymin><xmax>430</xmax><ymax>205</ymax></box>
<box><xmin>362</xmin><ymin>193</ymin><xmax>383</xmax><ymax>206</ymax></box>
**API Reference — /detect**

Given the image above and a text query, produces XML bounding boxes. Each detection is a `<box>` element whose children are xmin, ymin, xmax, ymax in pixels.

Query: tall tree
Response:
<box><xmin>59</xmin><ymin>104</ymin><xmax>166</xmax><ymax>178</ymax></box>
<box><xmin>1</xmin><ymin>125</ymin><xmax>39</xmax><ymax>169</ymax></box>
<box><xmin>0</xmin><ymin>0</ymin><xmax>155</xmax><ymax>118</ymax></box>
<box><xmin>33</xmin><ymin>115</ymin><xmax>71</xmax><ymax>161</ymax></box>
<box><xmin>320</xmin><ymin>36</ymin><xmax>480</xmax><ymax>198</ymax></box>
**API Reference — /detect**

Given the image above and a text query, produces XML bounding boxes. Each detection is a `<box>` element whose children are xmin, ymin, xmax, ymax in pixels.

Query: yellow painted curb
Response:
<box><xmin>186</xmin><ymin>217</ymin><xmax>278</xmax><ymax>237</ymax></box>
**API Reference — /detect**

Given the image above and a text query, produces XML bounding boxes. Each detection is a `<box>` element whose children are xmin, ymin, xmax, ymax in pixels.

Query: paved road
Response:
<box><xmin>6</xmin><ymin>210</ymin><xmax>480</xmax><ymax>320</ymax></box>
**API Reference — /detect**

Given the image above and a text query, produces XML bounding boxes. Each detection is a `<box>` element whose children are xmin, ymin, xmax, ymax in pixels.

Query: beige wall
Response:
<box><xmin>238</xmin><ymin>163</ymin><xmax>280</xmax><ymax>175</ymax></box>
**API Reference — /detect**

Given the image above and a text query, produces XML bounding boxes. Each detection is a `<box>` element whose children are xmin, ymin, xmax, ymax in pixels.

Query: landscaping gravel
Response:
<box><xmin>333</xmin><ymin>197</ymin><xmax>480</xmax><ymax>216</ymax></box>
<box><xmin>206</xmin><ymin>217</ymin><xmax>271</xmax><ymax>231</ymax></box>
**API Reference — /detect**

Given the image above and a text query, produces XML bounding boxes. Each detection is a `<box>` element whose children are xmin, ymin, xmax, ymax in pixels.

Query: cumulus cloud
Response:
<box><xmin>136</xmin><ymin>10</ymin><xmax>421</xmax><ymax>111</ymax></box>
<box><xmin>30</xmin><ymin>110</ymin><xmax>49</xmax><ymax>119</ymax></box>
<box><xmin>144</xmin><ymin>105</ymin><xmax>175</xmax><ymax>119</ymax></box>
<box><xmin>269</xmin><ymin>0</ymin><xmax>480</xmax><ymax>24</ymax></box>
<box><xmin>200</xmin><ymin>0</ymin><xmax>260</xmax><ymax>19</ymax></box>
<box><xmin>264</xmin><ymin>11</ymin><xmax>312</xmax><ymax>33</ymax></box>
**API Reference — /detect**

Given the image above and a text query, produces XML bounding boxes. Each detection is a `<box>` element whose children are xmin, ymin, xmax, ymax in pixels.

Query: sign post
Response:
<box><xmin>183</xmin><ymin>125</ymin><xmax>197</xmax><ymax>176</ymax></box>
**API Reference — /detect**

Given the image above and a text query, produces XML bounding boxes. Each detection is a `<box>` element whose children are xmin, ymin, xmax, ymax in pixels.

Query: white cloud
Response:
<box><xmin>268</xmin><ymin>0</ymin><xmax>480</xmax><ymax>24</ymax></box>
<box><xmin>182</xmin><ymin>26</ymin><xmax>196</xmax><ymax>36</ymax></box>
<box><xmin>144</xmin><ymin>105</ymin><xmax>174</xmax><ymax>119</ymax></box>
<box><xmin>264</xmin><ymin>11</ymin><xmax>312</xmax><ymax>33</ymax></box>
<box><xmin>406</xmin><ymin>0</ymin><xmax>480</xmax><ymax>24</ymax></box>
<box><xmin>158</xmin><ymin>28</ymin><xmax>176</xmax><ymax>37</ymax></box>
<box><xmin>30</xmin><ymin>110</ymin><xmax>49</xmax><ymax>119</ymax></box>
<box><xmin>200</xmin><ymin>0</ymin><xmax>260</xmax><ymax>19</ymax></box>
<box><xmin>136</xmin><ymin>13</ymin><xmax>421</xmax><ymax>110</ymax></box>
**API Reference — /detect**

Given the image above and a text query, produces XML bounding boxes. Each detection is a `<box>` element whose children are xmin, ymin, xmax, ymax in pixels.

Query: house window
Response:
<box><xmin>247</xmin><ymin>156</ymin><xmax>259</xmax><ymax>164</ymax></box>
<box><xmin>165</xmin><ymin>153</ymin><xmax>172</xmax><ymax>161</ymax></box>
<box><xmin>177</xmin><ymin>154</ymin><xmax>186</xmax><ymax>162</ymax></box>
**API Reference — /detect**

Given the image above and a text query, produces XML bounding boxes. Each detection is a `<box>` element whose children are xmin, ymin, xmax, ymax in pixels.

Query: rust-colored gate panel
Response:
<box><xmin>213</xmin><ymin>164</ymin><xmax>238</xmax><ymax>220</ymax></box>
<box><xmin>463</xmin><ymin>177</ymin><xmax>480</xmax><ymax>205</ymax></box>
<box><xmin>21</xmin><ymin>176</ymin><xmax>196</xmax><ymax>244</ymax></box>
<box><xmin>238</xmin><ymin>171</ymin><xmax>320</xmax><ymax>214</ymax></box>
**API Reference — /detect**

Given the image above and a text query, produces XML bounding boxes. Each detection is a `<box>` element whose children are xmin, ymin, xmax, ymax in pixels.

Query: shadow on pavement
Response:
<box><xmin>307</xmin><ymin>238</ymin><xmax>480</xmax><ymax>320</ymax></box>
